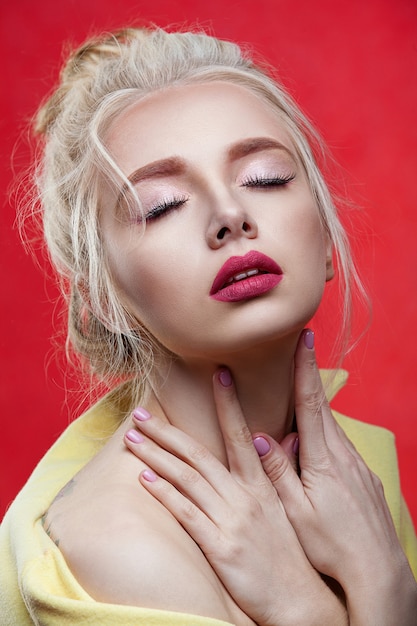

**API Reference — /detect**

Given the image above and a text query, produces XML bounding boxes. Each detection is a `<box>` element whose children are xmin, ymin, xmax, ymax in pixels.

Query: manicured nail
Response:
<box><xmin>133</xmin><ymin>407</ymin><xmax>152</xmax><ymax>421</ymax></box>
<box><xmin>141</xmin><ymin>469</ymin><xmax>158</xmax><ymax>482</ymax></box>
<box><xmin>303</xmin><ymin>329</ymin><xmax>315</xmax><ymax>350</ymax></box>
<box><xmin>125</xmin><ymin>429</ymin><xmax>144</xmax><ymax>444</ymax></box>
<box><xmin>219</xmin><ymin>368</ymin><xmax>232</xmax><ymax>387</ymax></box>
<box><xmin>293</xmin><ymin>436</ymin><xmax>299</xmax><ymax>455</ymax></box>
<box><xmin>253</xmin><ymin>436</ymin><xmax>271</xmax><ymax>457</ymax></box>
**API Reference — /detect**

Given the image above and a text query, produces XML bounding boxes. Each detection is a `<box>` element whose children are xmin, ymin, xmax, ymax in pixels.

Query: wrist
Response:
<box><xmin>344</xmin><ymin>559</ymin><xmax>417</xmax><ymax>626</ymax></box>
<box><xmin>265</xmin><ymin>578</ymin><xmax>347</xmax><ymax>626</ymax></box>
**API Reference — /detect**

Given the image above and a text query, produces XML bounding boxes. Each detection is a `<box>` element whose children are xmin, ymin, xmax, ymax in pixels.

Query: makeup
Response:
<box><xmin>210</xmin><ymin>250</ymin><xmax>283</xmax><ymax>302</ymax></box>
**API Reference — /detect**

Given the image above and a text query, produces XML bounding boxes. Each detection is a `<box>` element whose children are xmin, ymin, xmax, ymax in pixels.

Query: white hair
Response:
<box><xmin>30</xmin><ymin>26</ymin><xmax>365</xmax><ymax>407</ymax></box>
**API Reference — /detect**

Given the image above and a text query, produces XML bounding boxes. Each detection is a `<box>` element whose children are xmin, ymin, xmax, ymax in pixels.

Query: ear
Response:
<box><xmin>325</xmin><ymin>236</ymin><xmax>335</xmax><ymax>282</ymax></box>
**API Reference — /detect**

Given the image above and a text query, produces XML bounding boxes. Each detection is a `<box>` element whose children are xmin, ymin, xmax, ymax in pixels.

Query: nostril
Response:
<box><xmin>242</xmin><ymin>222</ymin><xmax>249</xmax><ymax>232</ymax></box>
<box><xmin>217</xmin><ymin>227</ymin><xmax>228</xmax><ymax>240</ymax></box>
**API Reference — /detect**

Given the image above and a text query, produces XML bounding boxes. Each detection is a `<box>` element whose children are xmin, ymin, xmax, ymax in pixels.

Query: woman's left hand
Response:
<box><xmin>124</xmin><ymin>376</ymin><xmax>347</xmax><ymax>626</ymax></box>
<box><xmin>254</xmin><ymin>330</ymin><xmax>417</xmax><ymax>626</ymax></box>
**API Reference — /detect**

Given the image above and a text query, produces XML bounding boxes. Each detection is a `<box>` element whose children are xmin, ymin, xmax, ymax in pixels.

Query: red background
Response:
<box><xmin>1</xmin><ymin>0</ymin><xmax>416</xmax><ymax>524</ymax></box>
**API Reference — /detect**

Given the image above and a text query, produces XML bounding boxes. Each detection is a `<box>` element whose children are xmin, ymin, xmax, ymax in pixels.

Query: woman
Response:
<box><xmin>0</xmin><ymin>26</ymin><xmax>416</xmax><ymax>625</ymax></box>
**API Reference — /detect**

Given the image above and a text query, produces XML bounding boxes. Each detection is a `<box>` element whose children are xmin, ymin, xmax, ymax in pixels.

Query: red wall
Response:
<box><xmin>1</xmin><ymin>0</ymin><xmax>416</xmax><ymax>525</ymax></box>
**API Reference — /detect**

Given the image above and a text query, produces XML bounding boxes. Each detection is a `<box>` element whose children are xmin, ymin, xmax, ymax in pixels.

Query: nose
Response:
<box><xmin>206</xmin><ymin>203</ymin><xmax>258</xmax><ymax>249</ymax></box>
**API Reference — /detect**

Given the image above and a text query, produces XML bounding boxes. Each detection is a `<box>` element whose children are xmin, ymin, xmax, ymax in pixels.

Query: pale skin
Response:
<box><xmin>43</xmin><ymin>82</ymin><xmax>417</xmax><ymax>625</ymax></box>
<box><xmin>124</xmin><ymin>338</ymin><xmax>417</xmax><ymax>626</ymax></box>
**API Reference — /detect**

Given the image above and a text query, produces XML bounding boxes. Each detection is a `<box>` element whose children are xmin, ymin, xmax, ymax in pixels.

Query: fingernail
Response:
<box><xmin>303</xmin><ymin>329</ymin><xmax>315</xmax><ymax>350</ymax></box>
<box><xmin>141</xmin><ymin>469</ymin><xmax>158</xmax><ymax>482</ymax></box>
<box><xmin>293</xmin><ymin>436</ymin><xmax>299</xmax><ymax>455</ymax></box>
<box><xmin>253</xmin><ymin>436</ymin><xmax>271</xmax><ymax>457</ymax></box>
<box><xmin>133</xmin><ymin>407</ymin><xmax>151</xmax><ymax>421</ymax></box>
<box><xmin>126</xmin><ymin>429</ymin><xmax>144</xmax><ymax>443</ymax></box>
<box><xmin>218</xmin><ymin>368</ymin><xmax>232</xmax><ymax>387</ymax></box>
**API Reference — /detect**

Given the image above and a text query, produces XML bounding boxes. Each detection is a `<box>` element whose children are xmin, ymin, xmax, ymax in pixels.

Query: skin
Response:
<box><xmin>125</xmin><ymin>337</ymin><xmax>417</xmax><ymax>626</ymax></box>
<box><xmin>43</xmin><ymin>82</ymin><xmax>417</xmax><ymax>625</ymax></box>
<box><xmin>101</xmin><ymin>81</ymin><xmax>333</xmax><ymax>454</ymax></box>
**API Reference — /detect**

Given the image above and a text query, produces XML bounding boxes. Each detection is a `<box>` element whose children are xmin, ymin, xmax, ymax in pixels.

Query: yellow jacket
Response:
<box><xmin>1</xmin><ymin>371</ymin><xmax>416</xmax><ymax>625</ymax></box>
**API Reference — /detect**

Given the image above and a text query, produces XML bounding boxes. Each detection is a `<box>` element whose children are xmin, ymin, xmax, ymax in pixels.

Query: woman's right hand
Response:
<box><xmin>254</xmin><ymin>330</ymin><xmax>417</xmax><ymax>626</ymax></box>
<box><xmin>124</xmin><ymin>380</ymin><xmax>348</xmax><ymax>626</ymax></box>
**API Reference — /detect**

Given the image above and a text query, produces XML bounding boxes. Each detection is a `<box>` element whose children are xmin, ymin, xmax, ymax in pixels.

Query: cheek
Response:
<box><xmin>299</xmin><ymin>218</ymin><xmax>328</xmax><ymax>268</ymax></box>
<box><xmin>107</xmin><ymin>237</ymin><xmax>197</xmax><ymax>340</ymax></box>
<box><xmin>274</xmin><ymin>199</ymin><xmax>328</xmax><ymax>266</ymax></box>
<box><xmin>279</xmin><ymin>207</ymin><xmax>329</xmax><ymax>304</ymax></box>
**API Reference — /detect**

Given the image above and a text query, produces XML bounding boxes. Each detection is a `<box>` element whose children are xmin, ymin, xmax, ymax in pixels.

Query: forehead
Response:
<box><xmin>105</xmin><ymin>81</ymin><xmax>296</xmax><ymax>171</ymax></box>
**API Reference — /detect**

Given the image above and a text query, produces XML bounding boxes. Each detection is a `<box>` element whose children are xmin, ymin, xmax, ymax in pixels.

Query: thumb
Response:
<box><xmin>278</xmin><ymin>431</ymin><xmax>300</xmax><ymax>474</ymax></box>
<box><xmin>252</xmin><ymin>433</ymin><xmax>301</xmax><ymax>495</ymax></box>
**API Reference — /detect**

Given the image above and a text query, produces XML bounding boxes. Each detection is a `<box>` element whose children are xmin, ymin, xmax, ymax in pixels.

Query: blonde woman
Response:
<box><xmin>1</xmin><ymin>27</ymin><xmax>416</xmax><ymax>626</ymax></box>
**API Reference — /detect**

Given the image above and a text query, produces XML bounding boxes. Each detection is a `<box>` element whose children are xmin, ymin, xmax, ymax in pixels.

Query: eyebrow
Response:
<box><xmin>226</xmin><ymin>137</ymin><xmax>295</xmax><ymax>162</ymax></box>
<box><xmin>127</xmin><ymin>157</ymin><xmax>186</xmax><ymax>186</ymax></box>
<box><xmin>123</xmin><ymin>136</ymin><xmax>295</xmax><ymax>190</ymax></box>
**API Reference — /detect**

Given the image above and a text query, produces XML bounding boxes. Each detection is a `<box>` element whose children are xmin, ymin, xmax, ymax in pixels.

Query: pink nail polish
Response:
<box><xmin>126</xmin><ymin>429</ymin><xmax>144</xmax><ymax>444</ymax></box>
<box><xmin>293</xmin><ymin>436</ymin><xmax>299</xmax><ymax>455</ymax></box>
<box><xmin>303</xmin><ymin>329</ymin><xmax>315</xmax><ymax>350</ymax></box>
<box><xmin>142</xmin><ymin>469</ymin><xmax>158</xmax><ymax>482</ymax></box>
<box><xmin>219</xmin><ymin>368</ymin><xmax>232</xmax><ymax>387</ymax></box>
<box><xmin>133</xmin><ymin>407</ymin><xmax>151</xmax><ymax>421</ymax></box>
<box><xmin>253</xmin><ymin>436</ymin><xmax>271</xmax><ymax>457</ymax></box>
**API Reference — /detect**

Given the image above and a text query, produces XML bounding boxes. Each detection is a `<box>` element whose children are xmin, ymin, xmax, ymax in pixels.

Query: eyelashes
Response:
<box><xmin>142</xmin><ymin>194</ymin><xmax>189</xmax><ymax>222</ymax></box>
<box><xmin>140</xmin><ymin>172</ymin><xmax>296</xmax><ymax>223</ymax></box>
<box><xmin>240</xmin><ymin>173</ymin><xmax>296</xmax><ymax>188</ymax></box>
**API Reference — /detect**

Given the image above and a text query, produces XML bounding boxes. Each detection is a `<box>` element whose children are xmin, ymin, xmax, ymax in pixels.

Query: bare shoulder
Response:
<box><xmin>43</xmin><ymin>438</ymin><xmax>236</xmax><ymax>621</ymax></box>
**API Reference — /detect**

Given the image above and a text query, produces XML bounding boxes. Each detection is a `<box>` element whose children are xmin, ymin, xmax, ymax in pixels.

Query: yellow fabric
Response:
<box><xmin>1</xmin><ymin>371</ymin><xmax>416</xmax><ymax>625</ymax></box>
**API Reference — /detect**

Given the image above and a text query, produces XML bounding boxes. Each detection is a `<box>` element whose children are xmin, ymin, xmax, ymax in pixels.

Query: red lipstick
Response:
<box><xmin>210</xmin><ymin>250</ymin><xmax>283</xmax><ymax>302</ymax></box>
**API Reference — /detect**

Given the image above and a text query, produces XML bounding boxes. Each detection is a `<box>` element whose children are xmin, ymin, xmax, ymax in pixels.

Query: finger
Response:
<box><xmin>294</xmin><ymin>332</ymin><xmax>378</xmax><ymax>493</ymax></box>
<box><xmin>125</xmin><ymin>417</ymin><xmax>234</xmax><ymax>510</ymax></box>
<box><xmin>279</xmin><ymin>431</ymin><xmax>300</xmax><ymax>474</ymax></box>
<box><xmin>128</xmin><ymin>409</ymin><xmax>262</xmax><ymax>509</ymax></box>
<box><xmin>252</xmin><ymin>433</ymin><xmax>305</xmax><ymax>511</ymax></box>
<box><xmin>294</xmin><ymin>330</ymin><xmax>333</xmax><ymax>468</ymax></box>
<box><xmin>212</xmin><ymin>368</ymin><xmax>269</xmax><ymax>484</ymax></box>
<box><xmin>295</xmin><ymin>331</ymin><xmax>363</xmax><ymax>466</ymax></box>
<box><xmin>130</xmin><ymin>407</ymin><xmax>223</xmax><ymax>481</ymax></box>
<box><xmin>254</xmin><ymin>431</ymin><xmax>300</xmax><ymax>474</ymax></box>
<box><xmin>138</xmin><ymin>468</ymin><xmax>223</xmax><ymax>553</ymax></box>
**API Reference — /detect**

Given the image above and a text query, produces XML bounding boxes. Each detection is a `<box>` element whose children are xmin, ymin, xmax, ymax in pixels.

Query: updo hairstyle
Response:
<box><xmin>32</xmin><ymin>26</ymin><xmax>357</xmax><ymax>400</ymax></box>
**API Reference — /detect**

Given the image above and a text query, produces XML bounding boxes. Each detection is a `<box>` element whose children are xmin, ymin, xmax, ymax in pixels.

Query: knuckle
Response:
<box><xmin>238</xmin><ymin>491</ymin><xmax>264</xmax><ymax>519</ymax></box>
<box><xmin>256</xmin><ymin>475</ymin><xmax>276</xmax><ymax>497</ymax></box>
<box><xmin>233</xmin><ymin>423</ymin><xmax>254</xmax><ymax>447</ymax></box>
<box><xmin>151</xmin><ymin>416</ymin><xmax>168</xmax><ymax>432</ymax></box>
<box><xmin>305</xmin><ymin>389</ymin><xmax>325</xmax><ymax>412</ymax></box>
<box><xmin>180</xmin><ymin>499</ymin><xmax>199</xmax><ymax>523</ymax></box>
<box><xmin>187</xmin><ymin>442</ymin><xmax>210</xmax><ymax>463</ymax></box>
<box><xmin>214</xmin><ymin>537</ymin><xmax>242</xmax><ymax>564</ymax></box>
<box><xmin>180</xmin><ymin>466</ymin><xmax>200</xmax><ymax>485</ymax></box>
<box><xmin>149</xmin><ymin>417</ymin><xmax>172</xmax><ymax>439</ymax></box>
<box><xmin>307</xmin><ymin>447</ymin><xmax>334</xmax><ymax>474</ymax></box>
<box><xmin>295</xmin><ymin>387</ymin><xmax>325</xmax><ymax>415</ymax></box>
<box><xmin>317</xmin><ymin>456</ymin><xmax>333</xmax><ymax>475</ymax></box>
<box><xmin>155</xmin><ymin>478</ymin><xmax>173</xmax><ymax>498</ymax></box>
<box><xmin>264</xmin><ymin>454</ymin><xmax>290</xmax><ymax>484</ymax></box>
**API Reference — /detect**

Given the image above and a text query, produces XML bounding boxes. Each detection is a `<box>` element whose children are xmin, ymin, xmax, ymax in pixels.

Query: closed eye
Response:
<box><xmin>241</xmin><ymin>173</ymin><xmax>296</xmax><ymax>188</ymax></box>
<box><xmin>144</xmin><ymin>195</ymin><xmax>189</xmax><ymax>222</ymax></box>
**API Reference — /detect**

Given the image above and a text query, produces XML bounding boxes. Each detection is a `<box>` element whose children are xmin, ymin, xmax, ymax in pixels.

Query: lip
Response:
<box><xmin>210</xmin><ymin>250</ymin><xmax>283</xmax><ymax>302</ymax></box>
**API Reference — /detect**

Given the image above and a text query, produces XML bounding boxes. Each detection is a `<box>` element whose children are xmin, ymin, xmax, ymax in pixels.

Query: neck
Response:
<box><xmin>146</xmin><ymin>335</ymin><xmax>299</xmax><ymax>464</ymax></box>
